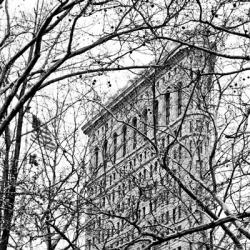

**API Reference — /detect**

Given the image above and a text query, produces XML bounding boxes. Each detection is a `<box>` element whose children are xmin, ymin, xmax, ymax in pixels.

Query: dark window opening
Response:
<box><xmin>113</xmin><ymin>133</ymin><xmax>118</xmax><ymax>163</ymax></box>
<box><xmin>94</xmin><ymin>147</ymin><xmax>99</xmax><ymax>167</ymax></box>
<box><xmin>122</xmin><ymin>126</ymin><xmax>127</xmax><ymax>157</ymax></box>
<box><xmin>103</xmin><ymin>139</ymin><xmax>108</xmax><ymax>162</ymax></box>
<box><xmin>154</xmin><ymin>99</ymin><xmax>159</xmax><ymax>127</ymax></box>
<box><xmin>29</xmin><ymin>154</ymin><xmax>38</xmax><ymax>166</ymax></box>
<box><xmin>177</xmin><ymin>82</ymin><xmax>182</xmax><ymax>116</ymax></box>
<box><xmin>165</xmin><ymin>91</ymin><xmax>170</xmax><ymax>125</ymax></box>
<box><xmin>143</xmin><ymin>109</ymin><xmax>148</xmax><ymax>137</ymax></box>
<box><xmin>132</xmin><ymin>117</ymin><xmax>137</xmax><ymax>149</ymax></box>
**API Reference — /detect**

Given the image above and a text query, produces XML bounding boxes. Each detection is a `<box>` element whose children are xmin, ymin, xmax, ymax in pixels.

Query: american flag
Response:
<box><xmin>30</xmin><ymin>115</ymin><xmax>56</xmax><ymax>151</ymax></box>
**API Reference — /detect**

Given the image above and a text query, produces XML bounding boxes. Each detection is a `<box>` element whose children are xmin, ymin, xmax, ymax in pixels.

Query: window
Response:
<box><xmin>29</xmin><ymin>154</ymin><xmax>38</xmax><ymax>166</ymax></box>
<box><xmin>87</xmin><ymin>240</ymin><xmax>91</xmax><ymax>250</ymax></box>
<box><xmin>165</xmin><ymin>91</ymin><xmax>170</xmax><ymax>125</ymax></box>
<box><xmin>166</xmin><ymin>211</ymin><xmax>169</xmax><ymax>224</ymax></box>
<box><xmin>113</xmin><ymin>132</ymin><xmax>118</xmax><ymax>163</ymax></box>
<box><xmin>154</xmin><ymin>199</ymin><xmax>157</xmax><ymax>211</ymax></box>
<box><xmin>161</xmin><ymin>213</ymin><xmax>164</xmax><ymax>223</ymax></box>
<box><xmin>94</xmin><ymin>147</ymin><xmax>99</xmax><ymax>167</ymax></box>
<box><xmin>178</xmin><ymin>144</ymin><xmax>182</xmax><ymax>160</ymax></box>
<box><xmin>178</xmin><ymin>205</ymin><xmax>182</xmax><ymax>219</ymax></box>
<box><xmin>189</xmin><ymin>243</ymin><xmax>193</xmax><ymax>250</ymax></box>
<box><xmin>103</xmin><ymin>139</ymin><xmax>108</xmax><ymax>162</ymax></box>
<box><xmin>117</xmin><ymin>222</ymin><xmax>120</xmax><ymax>234</ymax></box>
<box><xmin>154</xmin><ymin>99</ymin><xmax>159</xmax><ymax>127</ymax></box>
<box><xmin>129</xmin><ymin>161</ymin><xmax>132</xmax><ymax>169</ymax></box>
<box><xmin>118</xmin><ymin>185</ymin><xmax>121</xmax><ymax>197</ymax></box>
<box><xmin>132</xmin><ymin>117</ymin><xmax>137</xmax><ymax>149</ymax></box>
<box><xmin>173</xmin><ymin>207</ymin><xmax>176</xmax><ymax>222</ymax></box>
<box><xmin>206</xmin><ymin>121</ymin><xmax>209</xmax><ymax>133</ymax></box>
<box><xmin>128</xmin><ymin>180</ymin><xmax>131</xmax><ymax>190</ymax></box>
<box><xmin>122</xmin><ymin>183</ymin><xmax>125</xmax><ymax>196</ymax></box>
<box><xmin>189</xmin><ymin>140</ymin><xmax>193</xmax><ymax>152</ymax></box>
<box><xmin>162</xmin><ymin>138</ymin><xmax>165</xmax><ymax>148</ymax></box>
<box><xmin>173</xmin><ymin>149</ymin><xmax>177</xmax><ymax>159</ymax></box>
<box><xmin>122</xmin><ymin>125</ymin><xmax>127</xmax><ymax>156</ymax></box>
<box><xmin>149</xmin><ymin>201</ymin><xmax>153</xmax><ymax>213</ymax></box>
<box><xmin>178</xmin><ymin>185</ymin><xmax>182</xmax><ymax>197</ymax></box>
<box><xmin>142</xmin><ymin>109</ymin><xmax>148</xmax><ymax>137</ymax></box>
<box><xmin>154</xmin><ymin>161</ymin><xmax>158</xmax><ymax>172</ymax></box>
<box><xmin>154</xmin><ymin>181</ymin><xmax>158</xmax><ymax>191</ymax></box>
<box><xmin>190</xmin><ymin>121</ymin><xmax>193</xmax><ymax>133</ymax></box>
<box><xmin>177</xmin><ymin>82</ymin><xmax>182</xmax><ymax>116</ymax></box>
<box><xmin>174</xmin><ymin>129</ymin><xmax>178</xmax><ymax>137</ymax></box>
<box><xmin>139</xmin><ymin>153</ymin><xmax>142</xmax><ymax>162</ymax></box>
<box><xmin>196</xmin><ymin>160</ymin><xmax>203</xmax><ymax>178</ymax></box>
<box><xmin>197</xmin><ymin>140</ymin><xmax>203</xmax><ymax>155</ymax></box>
<box><xmin>196</xmin><ymin>119</ymin><xmax>202</xmax><ymax>132</ymax></box>
<box><xmin>139</xmin><ymin>172</ymin><xmax>142</xmax><ymax>181</ymax></box>
<box><xmin>105</xmin><ymin>122</ymin><xmax>108</xmax><ymax>132</ymax></box>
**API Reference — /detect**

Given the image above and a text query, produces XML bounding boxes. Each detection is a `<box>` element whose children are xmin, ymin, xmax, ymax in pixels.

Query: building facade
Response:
<box><xmin>82</xmin><ymin>46</ymin><xmax>213</xmax><ymax>250</ymax></box>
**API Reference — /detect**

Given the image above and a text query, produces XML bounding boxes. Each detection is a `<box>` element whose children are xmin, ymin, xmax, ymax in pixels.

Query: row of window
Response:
<box><xmin>92</xmin><ymin>81</ymin><xmax>183</xmax><ymax>138</ymax></box>
<box><xmin>91</xmin><ymin>205</ymin><xmax>182</xmax><ymax>244</ymax></box>
<box><xmin>91</xmin><ymin>157</ymin><xmax>187</xmax><ymax>201</ymax></box>
<box><xmin>93</xmin><ymin>84</ymin><xmax>185</xmax><ymax>167</ymax></box>
<box><xmin>90</xmin><ymin>159</ymin><xmax>160</xmax><ymax>196</ymax></box>
<box><xmin>91</xmin><ymin>137</ymin><xmax>206</xmax><ymax>194</ymax></box>
<box><xmin>94</xmin><ymin>122</ymin><xmax>208</xmax><ymax>172</ymax></box>
<box><xmin>97</xmin><ymin>180</ymin><xmax>181</xmax><ymax>213</ymax></box>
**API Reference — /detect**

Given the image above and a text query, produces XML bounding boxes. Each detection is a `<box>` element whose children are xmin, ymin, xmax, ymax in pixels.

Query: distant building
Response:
<box><xmin>82</xmin><ymin>46</ymin><xmax>214</xmax><ymax>250</ymax></box>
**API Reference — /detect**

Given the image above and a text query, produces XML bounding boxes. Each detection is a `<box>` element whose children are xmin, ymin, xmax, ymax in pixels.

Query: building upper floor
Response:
<box><xmin>82</xmin><ymin>46</ymin><xmax>214</xmax><ymax>179</ymax></box>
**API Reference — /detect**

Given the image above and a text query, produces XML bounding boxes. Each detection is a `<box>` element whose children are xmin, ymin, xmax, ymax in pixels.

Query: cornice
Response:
<box><xmin>82</xmin><ymin>46</ymin><xmax>190</xmax><ymax>135</ymax></box>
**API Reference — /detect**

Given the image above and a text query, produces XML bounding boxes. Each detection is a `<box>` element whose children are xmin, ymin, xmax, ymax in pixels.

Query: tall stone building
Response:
<box><xmin>82</xmin><ymin>46</ymin><xmax>214</xmax><ymax>250</ymax></box>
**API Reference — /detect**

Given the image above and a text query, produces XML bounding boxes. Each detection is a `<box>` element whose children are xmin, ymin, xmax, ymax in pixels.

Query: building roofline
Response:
<box><xmin>82</xmin><ymin>46</ymin><xmax>190</xmax><ymax>135</ymax></box>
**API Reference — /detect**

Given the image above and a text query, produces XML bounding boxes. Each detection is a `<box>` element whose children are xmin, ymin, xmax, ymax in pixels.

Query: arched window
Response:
<box><xmin>132</xmin><ymin>117</ymin><xmax>137</xmax><ymax>149</ymax></box>
<box><xmin>177</xmin><ymin>82</ymin><xmax>182</xmax><ymax>116</ymax></box>
<box><xmin>113</xmin><ymin>133</ymin><xmax>118</xmax><ymax>163</ymax></box>
<box><xmin>122</xmin><ymin>125</ymin><xmax>127</xmax><ymax>156</ymax></box>
<box><xmin>94</xmin><ymin>146</ymin><xmax>99</xmax><ymax>167</ymax></box>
